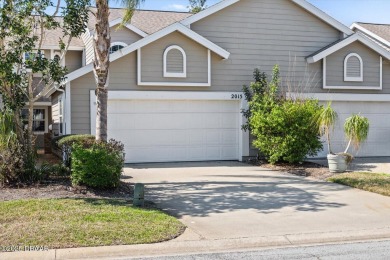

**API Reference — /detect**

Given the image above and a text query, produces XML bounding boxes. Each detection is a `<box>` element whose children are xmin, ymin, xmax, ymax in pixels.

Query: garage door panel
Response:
<box><xmin>108</xmin><ymin>99</ymin><xmax>240</xmax><ymax>163</ymax></box>
<box><xmin>222</xmin><ymin>130</ymin><xmax>239</xmax><ymax>145</ymax></box>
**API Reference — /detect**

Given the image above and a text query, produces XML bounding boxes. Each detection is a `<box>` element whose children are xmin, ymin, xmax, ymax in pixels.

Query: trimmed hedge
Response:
<box><xmin>71</xmin><ymin>139</ymin><xmax>125</xmax><ymax>189</ymax></box>
<box><xmin>52</xmin><ymin>134</ymin><xmax>95</xmax><ymax>166</ymax></box>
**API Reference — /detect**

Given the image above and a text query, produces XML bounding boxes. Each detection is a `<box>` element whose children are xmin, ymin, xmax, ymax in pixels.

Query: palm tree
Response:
<box><xmin>93</xmin><ymin>0</ymin><xmax>143</xmax><ymax>141</ymax></box>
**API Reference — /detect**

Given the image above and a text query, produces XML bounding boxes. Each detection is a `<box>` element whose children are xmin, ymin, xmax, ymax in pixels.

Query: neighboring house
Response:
<box><xmin>44</xmin><ymin>0</ymin><xmax>390</xmax><ymax>163</ymax></box>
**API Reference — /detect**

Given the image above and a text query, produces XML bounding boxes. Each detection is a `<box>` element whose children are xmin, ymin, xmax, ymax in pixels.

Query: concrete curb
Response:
<box><xmin>2</xmin><ymin>227</ymin><xmax>390</xmax><ymax>260</ymax></box>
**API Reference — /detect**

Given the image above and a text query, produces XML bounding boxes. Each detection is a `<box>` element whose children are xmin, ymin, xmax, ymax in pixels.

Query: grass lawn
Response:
<box><xmin>328</xmin><ymin>172</ymin><xmax>390</xmax><ymax>197</ymax></box>
<box><xmin>0</xmin><ymin>198</ymin><xmax>185</xmax><ymax>249</ymax></box>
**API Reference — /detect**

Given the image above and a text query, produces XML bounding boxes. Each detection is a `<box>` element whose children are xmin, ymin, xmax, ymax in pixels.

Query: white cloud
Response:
<box><xmin>163</xmin><ymin>4</ymin><xmax>188</xmax><ymax>11</ymax></box>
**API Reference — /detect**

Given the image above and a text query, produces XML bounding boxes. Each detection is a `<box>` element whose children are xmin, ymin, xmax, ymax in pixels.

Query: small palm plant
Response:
<box><xmin>344</xmin><ymin>114</ymin><xmax>370</xmax><ymax>153</ymax></box>
<box><xmin>316</xmin><ymin>102</ymin><xmax>338</xmax><ymax>154</ymax></box>
<box><xmin>315</xmin><ymin>103</ymin><xmax>370</xmax><ymax>173</ymax></box>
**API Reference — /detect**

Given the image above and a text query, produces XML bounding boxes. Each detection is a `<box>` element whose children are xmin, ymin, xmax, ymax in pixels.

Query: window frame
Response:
<box><xmin>58</xmin><ymin>96</ymin><xmax>64</xmax><ymax>136</ymax></box>
<box><xmin>344</xmin><ymin>53</ymin><xmax>363</xmax><ymax>82</ymax></box>
<box><xmin>109</xmin><ymin>42</ymin><xmax>128</xmax><ymax>54</ymax></box>
<box><xmin>163</xmin><ymin>45</ymin><xmax>187</xmax><ymax>78</ymax></box>
<box><xmin>22</xmin><ymin>107</ymin><xmax>48</xmax><ymax>135</ymax></box>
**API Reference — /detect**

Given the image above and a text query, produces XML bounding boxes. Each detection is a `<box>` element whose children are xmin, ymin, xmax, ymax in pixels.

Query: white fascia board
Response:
<box><xmin>108</xmin><ymin>18</ymin><xmax>148</xmax><ymax>37</ymax></box>
<box><xmin>350</xmin><ymin>23</ymin><xmax>390</xmax><ymax>48</ymax></box>
<box><xmin>119</xmin><ymin>23</ymin><xmax>230</xmax><ymax>59</ymax></box>
<box><xmin>65</xmin><ymin>23</ymin><xmax>230</xmax><ymax>83</ymax></box>
<box><xmin>287</xmin><ymin>92</ymin><xmax>390</xmax><ymax>102</ymax></box>
<box><xmin>292</xmin><ymin>0</ymin><xmax>353</xmax><ymax>36</ymax></box>
<box><xmin>307</xmin><ymin>34</ymin><xmax>390</xmax><ymax>63</ymax></box>
<box><xmin>181</xmin><ymin>0</ymin><xmax>353</xmax><ymax>37</ymax></box>
<box><xmin>181</xmin><ymin>0</ymin><xmax>240</xmax><ymax>26</ymax></box>
<box><xmin>90</xmin><ymin>18</ymin><xmax>148</xmax><ymax>38</ymax></box>
<box><xmin>107</xmin><ymin>90</ymin><xmax>243</xmax><ymax>101</ymax></box>
<box><xmin>65</xmin><ymin>63</ymin><xmax>93</xmax><ymax>83</ymax></box>
<box><xmin>41</xmin><ymin>45</ymin><xmax>84</xmax><ymax>51</ymax></box>
<box><xmin>44</xmin><ymin>86</ymin><xmax>57</xmax><ymax>98</ymax></box>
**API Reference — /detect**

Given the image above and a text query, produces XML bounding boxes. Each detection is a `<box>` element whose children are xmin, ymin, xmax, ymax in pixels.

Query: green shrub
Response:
<box><xmin>251</xmin><ymin>99</ymin><xmax>323</xmax><ymax>164</ymax></box>
<box><xmin>52</xmin><ymin>134</ymin><xmax>95</xmax><ymax>166</ymax></box>
<box><xmin>38</xmin><ymin>163</ymin><xmax>70</xmax><ymax>178</ymax></box>
<box><xmin>0</xmin><ymin>110</ymin><xmax>24</xmax><ymax>185</ymax></box>
<box><xmin>71</xmin><ymin>139</ymin><xmax>125</xmax><ymax>189</ymax></box>
<box><xmin>243</xmin><ymin>66</ymin><xmax>323</xmax><ymax>164</ymax></box>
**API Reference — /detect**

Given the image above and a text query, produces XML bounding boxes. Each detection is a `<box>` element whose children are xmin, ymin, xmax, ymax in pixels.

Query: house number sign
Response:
<box><xmin>231</xmin><ymin>94</ymin><xmax>243</xmax><ymax>100</ymax></box>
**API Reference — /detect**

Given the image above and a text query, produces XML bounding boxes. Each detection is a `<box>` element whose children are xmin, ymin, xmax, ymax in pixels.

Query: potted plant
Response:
<box><xmin>316</xmin><ymin>103</ymin><xmax>370</xmax><ymax>173</ymax></box>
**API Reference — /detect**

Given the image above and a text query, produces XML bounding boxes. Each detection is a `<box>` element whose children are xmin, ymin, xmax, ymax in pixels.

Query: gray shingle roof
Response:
<box><xmin>88</xmin><ymin>8</ymin><xmax>192</xmax><ymax>35</ymax></box>
<box><xmin>356</xmin><ymin>22</ymin><xmax>390</xmax><ymax>43</ymax></box>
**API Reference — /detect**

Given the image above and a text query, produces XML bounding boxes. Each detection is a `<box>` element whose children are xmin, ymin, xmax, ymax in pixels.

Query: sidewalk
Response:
<box><xmin>3</xmin><ymin>227</ymin><xmax>390</xmax><ymax>260</ymax></box>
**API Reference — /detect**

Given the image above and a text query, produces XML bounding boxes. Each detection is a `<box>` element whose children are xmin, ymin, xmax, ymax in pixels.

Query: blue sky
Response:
<box><xmin>128</xmin><ymin>0</ymin><xmax>390</xmax><ymax>26</ymax></box>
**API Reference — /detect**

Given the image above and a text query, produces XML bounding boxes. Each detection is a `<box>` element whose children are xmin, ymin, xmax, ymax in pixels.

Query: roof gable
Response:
<box><xmin>181</xmin><ymin>0</ymin><xmax>354</xmax><ymax>35</ymax></box>
<box><xmin>351</xmin><ymin>23</ymin><xmax>390</xmax><ymax>48</ymax></box>
<box><xmin>307</xmin><ymin>33</ymin><xmax>390</xmax><ymax>63</ymax></box>
<box><xmin>64</xmin><ymin>23</ymin><xmax>230</xmax><ymax>84</ymax></box>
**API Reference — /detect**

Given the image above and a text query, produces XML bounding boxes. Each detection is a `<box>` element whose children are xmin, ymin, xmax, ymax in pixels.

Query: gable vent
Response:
<box><xmin>344</xmin><ymin>53</ymin><xmax>363</xmax><ymax>82</ymax></box>
<box><xmin>163</xmin><ymin>45</ymin><xmax>187</xmax><ymax>78</ymax></box>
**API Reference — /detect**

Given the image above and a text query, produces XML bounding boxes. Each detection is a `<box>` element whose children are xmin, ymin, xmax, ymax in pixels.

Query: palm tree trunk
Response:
<box><xmin>93</xmin><ymin>0</ymin><xmax>111</xmax><ymax>142</ymax></box>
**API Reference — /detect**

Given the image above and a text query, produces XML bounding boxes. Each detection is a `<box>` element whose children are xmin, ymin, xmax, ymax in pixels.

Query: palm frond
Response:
<box><xmin>119</xmin><ymin>0</ymin><xmax>144</xmax><ymax>25</ymax></box>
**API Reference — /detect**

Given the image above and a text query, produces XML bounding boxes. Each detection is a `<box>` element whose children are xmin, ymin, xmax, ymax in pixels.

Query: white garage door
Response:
<box><xmin>316</xmin><ymin>101</ymin><xmax>390</xmax><ymax>157</ymax></box>
<box><xmin>107</xmin><ymin>99</ymin><xmax>240</xmax><ymax>163</ymax></box>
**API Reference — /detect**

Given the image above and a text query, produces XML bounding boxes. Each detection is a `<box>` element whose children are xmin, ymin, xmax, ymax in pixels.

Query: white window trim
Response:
<box><xmin>58</xmin><ymin>96</ymin><xmax>64</xmax><ymax>136</ymax></box>
<box><xmin>287</xmin><ymin>92</ymin><xmax>390</xmax><ymax>102</ymax></box>
<box><xmin>22</xmin><ymin>106</ymin><xmax>49</xmax><ymax>135</ymax></box>
<box><xmin>163</xmin><ymin>45</ymin><xmax>187</xmax><ymax>78</ymax></box>
<box><xmin>138</xmin><ymin>48</ymin><xmax>211</xmax><ymax>87</ymax></box>
<box><xmin>323</xmin><ymin>56</ymin><xmax>383</xmax><ymax>90</ymax></box>
<box><xmin>90</xmin><ymin>90</ymin><xmax>249</xmax><ymax>161</ymax></box>
<box><xmin>344</xmin><ymin>53</ymin><xmax>363</xmax><ymax>82</ymax></box>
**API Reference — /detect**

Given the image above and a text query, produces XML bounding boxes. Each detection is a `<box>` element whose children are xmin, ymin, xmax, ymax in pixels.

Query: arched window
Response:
<box><xmin>344</xmin><ymin>53</ymin><xmax>363</xmax><ymax>82</ymax></box>
<box><xmin>163</xmin><ymin>45</ymin><xmax>187</xmax><ymax>78</ymax></box>
<box><xmin>109</xmin><ymin>42</ymin><xmax>127</xmax><ymax>54</ymax></box>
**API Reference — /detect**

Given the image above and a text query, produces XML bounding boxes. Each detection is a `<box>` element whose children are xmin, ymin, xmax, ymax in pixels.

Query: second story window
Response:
<box><xmin>109</xmin><ymin>42</ymin><xmax>127</xmax><ymax>54</ymax></box>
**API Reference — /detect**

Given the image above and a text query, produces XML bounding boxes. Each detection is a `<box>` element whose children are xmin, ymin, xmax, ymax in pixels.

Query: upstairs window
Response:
<box><xmin>344</xmin><ymin>53</ymin><xmax>363</xmax><ymax>82</ymax></box>
<box><xmin>163</xmin><ymin>45</ymin><xmax>187</xmax><ymax>78</ymax></box>
<box><xmin>109</xmin><ymin>42</ymin><xmax>127</xmax><ymax>54</ymax></box>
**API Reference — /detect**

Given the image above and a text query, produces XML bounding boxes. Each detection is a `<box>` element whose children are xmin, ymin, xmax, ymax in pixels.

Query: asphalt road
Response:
<box><xmin>127</xmin><ymin>240</ymin><xmax>390</xmax><ymax>260</ymax></box>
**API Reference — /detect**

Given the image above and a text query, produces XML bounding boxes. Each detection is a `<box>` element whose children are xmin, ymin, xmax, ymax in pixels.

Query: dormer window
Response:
<box><xmin>109</xmin><ymin>42</ymin><xmax>127</xmax><ymax>54</ymax></box>
<box><xmin>344</xmin><ymin>53</ymin><xmax>363</xmax><ymax>82</ymax></box>
<box><xmin>163</xmin><ymin>45</ymin><xmax>186</xmax><ymax>78</ymax></box>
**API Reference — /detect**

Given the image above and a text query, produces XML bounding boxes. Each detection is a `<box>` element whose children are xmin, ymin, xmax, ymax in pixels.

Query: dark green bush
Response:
<box><xmin>71</xmin><ymin>139</ymin><xmax>125</xmax><ymax>189</ymax></box>
<box><xmin>38</xmin><ymin>163</ymin><xmax>70</xmax><ymax>178</ymax></box>
<box><xmin>52</xmin><ymin>134</ymin><xmax>95</xmax><ymax>166</ymax></box>
<box><xmin>251</xmin><ymin>99</ymin><xmax>323</xmax><ymax>164</ymax></box>
<box><xmin>243</xmin><ymin>66</ymin><xmax>323</xmax><ymax>164</ymax></box>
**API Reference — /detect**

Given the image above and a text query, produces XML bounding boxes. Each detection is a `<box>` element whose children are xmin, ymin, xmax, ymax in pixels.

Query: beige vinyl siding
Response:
<box><xmin>326</xmin><ymin>42</ymin><xmax>382</xmax><ymax>88</ymax></box>
<box><xmin>82</xmin><ymin>32</ymin><xmax>94</xmax><ymax>65</ymax></box>
<box><xmin>141</xmin><ymin>32</ymin><xmax>208</xmax><ymax>83</ymax></box>
<box><xmin>111</xmin><ymin>26</ymin><xmax>142</xmax><ymax>45</ymax></box>
<box><xmin>51</xmin><ymin>92</ymin><xmax>61</xmax><ymax>136</ymax></box>
<box><xmin>65</xmin><ymin>50</ymin><xmax>83</xmax><ymax>73</ymax></box>
<box><xmin>190</xmin><ymin>0</ymin><xmax>342</xmax><ymax>92</ymax></box>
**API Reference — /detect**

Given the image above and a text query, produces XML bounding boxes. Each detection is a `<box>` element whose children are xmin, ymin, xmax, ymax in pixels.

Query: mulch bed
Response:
<box><xmin>0</xmin><ymin>177</ymin><xmax>134</xmax><ymax>202</ymax></box>
<box><xmin>250</xmin><ymin>159</ymin><xmax>336</xmax><ymax>181</ymax></box>
<box><xmin>0</xmin><ymin>151</ymin><xmax>135</xmax><ymax>202</ymax></box>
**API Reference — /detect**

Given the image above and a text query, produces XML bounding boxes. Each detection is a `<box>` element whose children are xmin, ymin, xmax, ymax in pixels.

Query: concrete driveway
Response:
<box><xmin>311</xmin><ymin>157</ymin><xmax>390</xmax><ymax>174</ymax></box>
<box><xmin>123</xmin><ymin>161</ymin><xmax>390</xmax><ymax>243</ymax></box>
